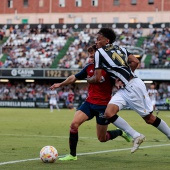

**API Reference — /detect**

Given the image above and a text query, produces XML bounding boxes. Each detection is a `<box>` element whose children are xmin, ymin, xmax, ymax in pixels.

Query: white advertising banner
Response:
<box><xmin>135</xmin><ymin>69</ymin><xmax>170</xmax><ymax>80</ymax></box>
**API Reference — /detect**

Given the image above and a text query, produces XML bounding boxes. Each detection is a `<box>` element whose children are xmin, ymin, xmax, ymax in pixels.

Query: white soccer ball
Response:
<box><xmin>40</xmin><ymin>146</ymin><xmax>58</xmax><ymax>163</ymax></box>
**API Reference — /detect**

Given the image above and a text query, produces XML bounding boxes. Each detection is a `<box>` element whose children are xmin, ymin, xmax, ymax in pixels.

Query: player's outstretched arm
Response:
<box><xmin>128</xmin><ymin>54</ymin><xmax>139</xmax><ymax>72</ymax></box>
<box><xmin>87</xmin><ymin>69</ymin><xmax>103</xmax><ymax>83</ymax></box>
<box><xmin>50</xmin><ymin>75</ymin><xmax>77</xmax><ymax>90</ymax></box>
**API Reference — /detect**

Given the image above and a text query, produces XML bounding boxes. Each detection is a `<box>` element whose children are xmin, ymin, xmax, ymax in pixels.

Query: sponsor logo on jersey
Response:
<box><xmin>99</xmin><ymin>112</ymin><xmax>104</xmax><ymax>118</ymax></box>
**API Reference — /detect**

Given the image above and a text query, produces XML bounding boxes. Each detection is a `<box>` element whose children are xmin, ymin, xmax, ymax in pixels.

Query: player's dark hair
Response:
<box><xmin>98</xmin><ymin>28</ymin><xmax>116</xmax><ymax>44</ymax></box>
<box><xmin>151</xmin><ymin>83</ymin><xmax>156</xmax><ymax>87</ymax></box>
<box><xmin>87</xmin><ymin>44</ymin><xmax>97</xmax><ymax>52</ymax></box>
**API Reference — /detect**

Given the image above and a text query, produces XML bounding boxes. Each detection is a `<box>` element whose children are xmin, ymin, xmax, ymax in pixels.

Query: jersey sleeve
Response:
<box><xmin>75</xmin><ymin>65</ymin><xmax>88</xmax><ymax>80</ymax></box>
<box><xmin>94</xmin><ymin>50</ymin><xmax>103</xmax><ymax>69</ymax></box>
<box><xmin>119</xmin><ymin>46</ymin><xmax>131</xmax><ymax>62</ymax></box>
<box><xmin>123</xmin><ymin>46</ymin><xmax>132</xmax><ymax>56</ymax></box>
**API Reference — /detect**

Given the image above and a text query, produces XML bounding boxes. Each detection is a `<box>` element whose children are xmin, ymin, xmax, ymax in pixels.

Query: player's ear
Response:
<box><xmin>106</xmin><ymin>38</ymin><xmax>110</xmax><ymax>44</ymax></box>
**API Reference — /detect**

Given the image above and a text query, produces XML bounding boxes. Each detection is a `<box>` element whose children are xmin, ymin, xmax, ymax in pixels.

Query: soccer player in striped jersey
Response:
<box><xmin>148</xmin><ymin>83</ymin><xmax>159</xmax><ymax>115</ymax></box>
<box><xmin>87</xmin><ymin>28</ymin><xmax>170</xmax><ymax>151</ymax></box>
<box><xmin>50</xmin><ymin>44</ymin><xmax>134</xmax><ymax>161</ymax></box>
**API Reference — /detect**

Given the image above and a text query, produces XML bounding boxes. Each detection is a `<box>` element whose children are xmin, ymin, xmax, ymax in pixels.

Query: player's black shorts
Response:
<box><xmin>78</xmin><ymin>101</ymin><xmax>109</xmax><ymax>125</ymax></box>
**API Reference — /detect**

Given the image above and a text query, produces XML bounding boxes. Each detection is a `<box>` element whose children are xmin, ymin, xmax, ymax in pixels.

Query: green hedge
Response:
<box><xmin>50</xmin><ymin>37</ymin><xmax>75</xmax><ymax>68</ymax></box>
<box><xmin>136</xmin><ymin>37</ymin><xmax>146</xmax><ymax>47</ymax></box>
<box><xmin>0</xmin><ymin>37</ymin><xmax>8</xmax><ymax>46</ymax></box>
<box><xmin>0</xmin><ymin>37</ymin><xmax>9</xmax><ymax>63</ymax></box>
<box><xmin>0</xmin><ymin>53</ymin><xmax>8</xmax><ymax>63</ymax></box>
<box><xmin>144</xmin><ymin>54</ymin><xmax>152</xmax><ymax>67</ymax></box>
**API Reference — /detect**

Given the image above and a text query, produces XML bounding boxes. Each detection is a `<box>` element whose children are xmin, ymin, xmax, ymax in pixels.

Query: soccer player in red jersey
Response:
<box><xmin>50</xmin><ymin>45</ymin><xmax>136</xmax><ymax>161</ymax></box>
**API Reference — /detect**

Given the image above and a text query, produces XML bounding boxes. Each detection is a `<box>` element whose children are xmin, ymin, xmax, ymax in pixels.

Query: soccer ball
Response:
<box><xmin>40</xmin><ymin>146</ymin><xmax>58</xmax><ymax>163</ymax></box>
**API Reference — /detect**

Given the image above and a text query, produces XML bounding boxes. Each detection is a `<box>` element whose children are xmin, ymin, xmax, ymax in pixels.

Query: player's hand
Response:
<box><xmin>50</xmin><ymin>83</ymin><xmax>61</xmax><ymax>90</ymax></box>
<box><xmin>86</xmin><ymin>75</ymin><xmax>92</xmax><ymax>83</ymax></box>
<box><xmin>128</xmin><ymin>54</ymin><xmax>139</xmax><ymax>72</ymax></box>
<box><xmin>99</xmin><ymin>76</ymin><xmax>105</xmax><ymax>83</ymax></box>
<box><xmin>115</xmin><ymin>78</ymin><xmax>124</xmax><ymax>89</ymax></box>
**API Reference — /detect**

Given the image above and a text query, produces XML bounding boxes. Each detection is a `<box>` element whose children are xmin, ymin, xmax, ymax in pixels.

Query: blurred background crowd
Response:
<box><xmin>1</xmin><ymin>26</ymin><xmax>170</xmax><ymax>69</ymax></box>
<box><xmin>0</xmin><ymin>81</ymin><xmax>169</xmax><ymax>106</ymax></box>
<box><xmin>0</xmin><ymin>26</ymin><xmax>170</xmax><ymax>107</ymax></box>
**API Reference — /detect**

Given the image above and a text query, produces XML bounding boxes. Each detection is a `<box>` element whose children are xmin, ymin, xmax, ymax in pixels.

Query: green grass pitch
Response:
<box><xmin>0</xmin><ymin>108</ymin><xmax>170</xmax><ymax>170</ymax></box>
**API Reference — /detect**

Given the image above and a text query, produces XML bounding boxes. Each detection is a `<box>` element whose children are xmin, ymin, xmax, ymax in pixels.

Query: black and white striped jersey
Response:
<box><xmin>94</xmin><ymin>44</ymin><xmax>135</xmax><ymax>85</ymax></box>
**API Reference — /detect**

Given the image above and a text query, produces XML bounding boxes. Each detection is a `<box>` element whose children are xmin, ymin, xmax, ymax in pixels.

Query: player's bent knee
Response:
<box><xmin>143</xmin><ymin>117</ymin><xmax>153</xmax><ymax>124</ymax></box>
<box><xmin>104</xmin><ymin>104</ymin><xmax>119</xmax><ymax>119</ymax></box>
<box><xmin>70</xmin><ymin>122</ymin><xmax>79</xmax><ymax>133</ymax></box>
<box><xmin>144</xmin><ymin>119</ymin><xmax>152</xmax><ymax>124</ymax></box>
<box><xmin>143</xmin><ymin>113</ymin><xmax>157</xmax><ymax>124</ymax></box>
<box><xmin>104</xmin><ymin>111</ymin><xmax>114</xmax><ymax>119</ymax></box>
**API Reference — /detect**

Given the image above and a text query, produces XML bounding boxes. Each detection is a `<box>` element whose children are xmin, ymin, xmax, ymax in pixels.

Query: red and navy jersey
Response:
<box><xmin>75</xmin><ymin>63</ymin><xmax>113</xmax><ymax>105</ymax></box>
<box><xmin>67</xmin><ymin>92</ymin><xmax>74</xmax><ymax>102</ymax></box>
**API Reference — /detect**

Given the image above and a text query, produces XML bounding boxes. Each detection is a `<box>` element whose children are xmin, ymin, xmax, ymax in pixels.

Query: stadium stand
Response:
<box><xmin>1</xmin><ymin>27</ymin><xmax>69</xmax><ymax>68</ymax></box>
<box><xmin>58</xmin><ymin>29</ymin><xmax>96</xmax><ymax>69</ymax></box>
<box><xmin>0</xmin><ymin>25</ymin><xmax>169</xmax><ymax>109</ymax></box>
<box><xmin>0</xmin><ymin>27</ymin><xmax>147</xmax><ymax>68</ymax></box>
<box><xmin>143</xmin><ymin>27</ymin><xmax>170</xmax><ymax>68</ymax></box>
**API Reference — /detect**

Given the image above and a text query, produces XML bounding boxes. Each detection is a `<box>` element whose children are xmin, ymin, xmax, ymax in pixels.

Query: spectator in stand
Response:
<box><xmin>66</xmin><ymin>89</ymin><xmax>75</xmax><ymax>109</ymax></box>
<box><xmin>166</xmin><ymin>97</ymin><xmax>170</xmax><ymax>107</ymax></box>
<box><xmin>148</xmin><ymin>83</ymin><xmax>159</xmax><ymax>115</ymax></box>
<box><xmin>150</xmin><ymin>52</ymin><xmax>159</xmax><ymax>66</ymax></box>
<box><xmin>79</xmin><ymin>87</ymin><xmax>88</xmax><ymax>106</ymax></box>
<box><xmin>0</xmin><ymin>30</ymin><xmax>4</xmax><ymax>41</ymax></box>
<box><xmin>48</xmin><ymin>89</ymin><xmax>60</xmax><ymax>112</ymax></box>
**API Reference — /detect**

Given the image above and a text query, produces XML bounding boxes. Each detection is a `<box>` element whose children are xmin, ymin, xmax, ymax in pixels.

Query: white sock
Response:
<box><xmin>56</xmin><ymin>104</ymin><xmax>60</xmax><ymax>111</ymax></box>
<box><xmin>50</xmin><ymin>105</ymin><xmax>53</xmax><ymax>112</ymax></box>
<box><xmin>157</xmin><ymin>119</ymin><xmax>170</xmax><ymax>139</ymax></box>
<box><xmin>113</xmin><ymin>116</ymin><xmax>140</xmax><ymax>139</ymax></box>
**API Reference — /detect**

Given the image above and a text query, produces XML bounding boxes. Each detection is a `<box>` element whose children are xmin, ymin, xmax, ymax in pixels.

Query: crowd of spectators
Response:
<box><xmin>0</xmin><ymin>26</ymin><xmax>170</xmax><ymax>69</ymax></box>
<box><xmin>0</xmin><ymin>26</ymin><xmax>170</xmax><ymax>108</ymax></box>
<box><xmin>0</xmin><ymin>27</ymin><xmax>146</xmax><ymax>69</ymax></box>
<box><xmin>57</xmin><ymin>27</ymin><xmax>145</xmax><ymax>69</ymax></box>
<box><xmin>154</xmin><ymin>82</ymin><xmax>170</xmax><ymax>105</ymax></box>
<box><xmin>0</xmin><ymin>81</ymin><xmax>169</xmax><ymax>107</ymax></box>
<box><xmin>0</xmin><ymin>82</ymin><xmax>88</xmax><ymax>107</ymax></box>
<box><xmin>57</xmin><ymin>29</ymin><xmax>96</xmax><ymax>69</ymax></box>
<box><xmin>1</xmin><ymin>27</ymin><xmax>70</xmax><ymax>68</ymax></box>
<box><xmin>143</xmin><ymin>27</ymin><xmax>170</xmax><ymax>68</ymax></box>
<box><xmin>114</xmin><ymin>27</ymin><xmax>143</xmax><ymax>46</ymax></box>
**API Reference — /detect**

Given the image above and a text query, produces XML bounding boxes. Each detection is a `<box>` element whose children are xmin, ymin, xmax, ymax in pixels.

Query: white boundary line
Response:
<box><xmin>0</xmin><ymin>134</ymin><xmax>167</xmax><ymax>142</ymax></box>
<box><xmin>0</xmin><ymin>143</ymin><xmax>170</xmax><ymax>166</ymax></box>
<box><xmin>0</xmin><ymin>134</ymin><xmax>97</xmax><ymax>139</ymax></box>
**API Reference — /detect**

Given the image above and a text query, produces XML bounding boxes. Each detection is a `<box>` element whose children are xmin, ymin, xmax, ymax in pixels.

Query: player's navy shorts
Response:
<box><xmin>78</xmin><ymin>101</ymin><xmax>109</xmax><ymax>125</ymax></box>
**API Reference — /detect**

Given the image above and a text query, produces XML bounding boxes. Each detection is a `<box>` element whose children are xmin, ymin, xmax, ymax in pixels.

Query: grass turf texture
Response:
<box><xmin>0</xmin><ymin>108</ymin><xmax>170</xmax><ymax>170</ymax></box>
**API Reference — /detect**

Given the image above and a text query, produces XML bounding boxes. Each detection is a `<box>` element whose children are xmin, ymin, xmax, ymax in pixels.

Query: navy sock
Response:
<box><xmin>107</xmin><ymin>129</ymin><xmax>122</xmax><ymax>140</ymax></box>
<box><xmin>69</xmin><ymin>131</ymin><xmax>78</xmax><ymax>156</ymax></box>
